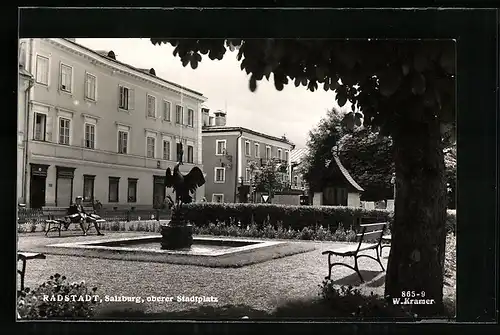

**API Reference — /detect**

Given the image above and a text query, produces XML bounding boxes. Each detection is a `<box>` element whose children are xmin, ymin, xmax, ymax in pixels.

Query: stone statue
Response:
<box><xmin>161</xmin><ymin>163</ymin><xmax>205</xmax><ymax>250</ymax></box>
<box><xmin>164</xmin><ymin>162</ymin><xmax>205</xmax><ymax>208</ymax></box>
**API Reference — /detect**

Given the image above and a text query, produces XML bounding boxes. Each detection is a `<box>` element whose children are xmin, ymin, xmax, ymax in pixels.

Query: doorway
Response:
<box><xmin>30</xmin><ymin>175</ymin><xmax>46</xmax><ymax>208</ymax></box>
<box><xmin>153</xmin><ymin>175</ymin><xmax>165</xmax><ymax>209</ymax></box>
<box><xmin>29</xmin><ymin>164</ymin><xmax>49</xmax><ymax>209</ymax></box>
<box><xmin>56</xmin><ymin>166</ymin><xmax>75</xmax><ymax>207</ymax></box>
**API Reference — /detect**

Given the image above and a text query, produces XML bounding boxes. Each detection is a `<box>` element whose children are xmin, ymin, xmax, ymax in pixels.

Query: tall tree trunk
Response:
<box><xmin>385</xmin><ymin>119</ymin><xmax>447</xmax><ymax>317</ymax></box>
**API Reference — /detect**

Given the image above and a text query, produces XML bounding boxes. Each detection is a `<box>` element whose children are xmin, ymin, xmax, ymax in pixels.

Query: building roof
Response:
<box><xmin>331</xmin><ymin>155</ymin><xmax>364</xmax><ymax>192</ymax></box>
<box><xmin>202</xmin><ymin>126</ymin><xmax>295</xmax><ymax>147</ymax></box>
<box><xmin>290</xmin><ymin>147</ymin><xmax>308</xmax><ymax>164</ymax></box>
<box><xmin>61</xmin><ymin>39</ymin><xmax>204</xmax><ymax>97</ymax></box>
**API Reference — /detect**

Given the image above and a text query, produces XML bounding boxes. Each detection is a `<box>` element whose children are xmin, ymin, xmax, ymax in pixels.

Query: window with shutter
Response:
<box><xmin>163</xmin><ymin>101</ymin><xmax>171</xmax><ymax>121</ymax></box>
<box><xmin>85</xmin><ymin>73</ymin><xmax>97</xmax><ymax>101</ymax></box>
<box><xmin>119</xmin><ymin>86</ymin><xmax>129</xmax><ymax>109</ymax></box>
<box><xmin>147</xmin><ymin>95</ymin><xmax>156</xmax><ymax>117</ymax></box>
<box><xmin>60</xmin><ymin>64</ymin><xmax>72</xmax><ymax>92</ymax></box>
<box><xmin>35</xmin><ymin>55</ymin><xmax>49</xmax><ymax>85</ymax></box>
<box><xmin>175</xmin><ymin>105</ymin><xmax>183</xmax><ymax>124</ymax></box>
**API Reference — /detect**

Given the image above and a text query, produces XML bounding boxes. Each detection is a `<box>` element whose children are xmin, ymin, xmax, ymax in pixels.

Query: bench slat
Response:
<box><xmin>360</xmin><ymin>222</ymin><xmax>388</xmax><ymax>227</ymax></box>
<box><xmin>323</xmin><ymin>243</ymin><xmax>379</xmax><ymax>255</ymax></box>
<box><xmin>18</xmin><ymin>252</ymin><xmax>46</xmax><ymax>260</ymax></box>
<box><xmin>356</xmin><ymin>229</ymin><xmax>384</xmax><ymax>237</ymax></box>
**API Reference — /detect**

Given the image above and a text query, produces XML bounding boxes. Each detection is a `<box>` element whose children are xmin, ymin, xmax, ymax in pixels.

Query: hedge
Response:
<box><xmin>180</xmin><ymin>203</ymin><xmax>457</xmax><ymax>234</ymax></box>
<box><xmin>179</xmin><ymin>203</ymin><xmax>388</xmax><ymax>232</ymax></box>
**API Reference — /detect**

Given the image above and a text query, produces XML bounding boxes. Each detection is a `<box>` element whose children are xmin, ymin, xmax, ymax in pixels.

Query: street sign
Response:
<box><xmin>262</xmin><ymin>195</ymin><xmax>269</xmax><ymax>203</ymax></box>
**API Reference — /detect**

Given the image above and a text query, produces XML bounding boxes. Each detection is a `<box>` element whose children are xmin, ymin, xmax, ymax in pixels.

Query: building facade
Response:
<box><xmin>201</xmin><ymin>110</ymin><xmax>294</xmax><ymax>203</ymax></box>
<box><xmin>19</xmin><ymin>38</ymin><xmax>206</xmax><ymax>209</ymax></box>
<box><xmin>18</xmin><ymin>65</ymin><xmax>34</xmax><ymax>205</ymax></box>
<box><xmin>289</xmin><ymin>147</ymin><xmax>308</xmax><ymax>192</ymax></box>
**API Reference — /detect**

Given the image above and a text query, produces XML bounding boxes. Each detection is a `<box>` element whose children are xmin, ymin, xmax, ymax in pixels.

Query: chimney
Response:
<box><xmin>214</xmin><ymin>110</ymin><xmax>227</xmax><ymax>126</ymax></box>
<box><xmin>201</xmin><ymin>107</ymin><xmax>210</xmax><ymax>127</ymax></box>
<box><xmin>209</xmin><ymin>116</ymin><xmax>215</xmax><ymax>126</ymax></box>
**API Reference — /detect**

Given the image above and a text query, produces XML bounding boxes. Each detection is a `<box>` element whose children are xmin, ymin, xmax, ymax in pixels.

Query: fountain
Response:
<box><xmin>160</xmin><ymin>162</ymin><xmax>205</xmax><ymax>250</ymax></box>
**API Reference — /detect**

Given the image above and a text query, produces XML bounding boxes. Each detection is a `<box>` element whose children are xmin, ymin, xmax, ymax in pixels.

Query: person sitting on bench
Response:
<box><xmin>67</xmin><ymin>196</ymin><xmax>104</xmax><ymax>236</ymax></box>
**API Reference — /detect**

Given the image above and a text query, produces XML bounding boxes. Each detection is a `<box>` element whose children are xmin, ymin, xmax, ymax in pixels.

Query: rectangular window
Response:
<box><xmin>119</xmin><ymin>86</ymin><xmax>130</xmax><ymax>110</ymax></box>
<box><xmin>285</xmin><ymin>151</ymin><xmax>289</xmax><ymax>163</ymax></box>
<box><xmin>163</xmin><ymin>101</ymin><xmax>171</xmax><ymax>121</ymax></box>
<box><xmin>176</xmin><ymin>142</ymin><xmax>183</xmax><ymax>162</ymax></box>
<box><xmin>255</xmin><ymin>143</ymin><xmax>260</xmax><ymax>158</ymax></box>
<box><xmin>108</xmin><ymin>177</ymin><xmax>120</xmax><ymax>203</ymax></box>
<box><xmin>35</xmin><ymin>55</ymin><xmax>49</xmax><ymax>85</ymax></box>
<box><xmin>187</xmin><ymin>145</ymin><xmax>194</xmax><ymax>163</ymax></box>
<box><xmin>175</xmin><ymin>105</ymin><xmax>183</xmax><ymax>124</ymax></box>
<box><xmin>266</xmin><ymin>146</ymin><xmax>271</xmax><ymax>160</ymax></box>
<box><xmin>245</xmin><ymin>141</ymin><xmax>251</xmax><ymax>156</ymax></box>
<box><xmin>215</xmin><ymin>167</ymin><xmax>225</xmax><ymax>183</ymax></box>
<box><xmin>147</xmin><ymin>94</ymin><xmax>156</xmax><ymax>117</ymax></box>
<box><xmin>212</xmin><ymin>194</ymin><xmax>224</xmax><ymax>203</ymax></box>
<box><xmin>187</xmin><ymin>108</ymin><xmax>194</xmax><ymax>127</ymax></box>
<box><xmin>146</xmin><ymin>136</ymin><xmax>156</xmax><ymax>158</ymax></box>
<box><xmin>163</xmin><ymin>140</ymin><xmax>170</xmax><ymax>160</ymax></box>
<box><xmin>118</xmin><ymin>130</ymin><xmax>128</xmax><ymax>154</ymax></box>
<box><xmin>33</xmin><ymin>113</ymin><xmax>46</xmax><ymax>141</ymax></box>
<box><xmin>278</xmin><ymin>149</ymin><xmax>282</xmax><ymax>160</ymax></box>
<box><xmin>58</xmin><ymin>118</ymin><xmax>70</xmax><ymax>145</ymax></box>
<box><xmin>294</xmin><ymin>176</ymin><xmax>298</xmax><ymax>186</ymax></box>
<box><xmin>60</xmin><ymin>64</ymin><xmax>72</xmax><ymax>92</ymax></box>
<box><xmin>85</xmin><ymin>73</ymin><xmax>97</xmax><ymax>100</ymax></box>
<box><xmin>83</xmin><ymin>175</ymin><xmax>95</xmax><ymax>202</ymax></box>
<box><xmin>216</xmin><ymin>140</ymin><xmax>226</xmax><ymax>155</ymax></box>
<box><xmin>84</xmin><ymin>123</ymin><xmax>95</xmax><ymax>149</ymax></box>
<box><xmin>128</xmin><ymin>178</ymin><xmax>137</xmax><ymax>203</ymax></box>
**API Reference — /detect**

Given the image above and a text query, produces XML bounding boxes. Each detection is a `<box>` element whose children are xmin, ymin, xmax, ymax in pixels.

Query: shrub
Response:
<box><xmin>318</xmin><ymin>280</ymin><xmax>414</xmax><ymax>318</ymax></box>
<box><xmin>17</xmin><ymin>273</ymin><xmax>99</xmax><ymax>319</ymax></box>
<box><xmin>109</xmin><ymin>221</ymin><xmax>120</xmax><ymax>231</ymax></box>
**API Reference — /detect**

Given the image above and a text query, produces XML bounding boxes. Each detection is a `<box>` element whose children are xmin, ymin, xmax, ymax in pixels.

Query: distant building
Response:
<box><xmin>311</xmin><ymin>155</ymin><xmax>364</xmax><ymax>208</ymax></box>
<box><xmin>289</xmin><ymin>147</ymin><xmax>308</xmax><ymax>190</ymax></box>
<box><xmin>201</xmin><ymin>109</ymin><xmax>295</xmax><ymax>203</ymax></box>
<box><xmin>18</xmin><ymin>38</ymin><xmax>206</xmax><ymax>209</ymax></box>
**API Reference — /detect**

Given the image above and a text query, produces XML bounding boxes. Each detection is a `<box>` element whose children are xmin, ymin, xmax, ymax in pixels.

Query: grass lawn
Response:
<box><xmin>17</xmin><ymin>231</ymin><xmax>456</xmax><ymax>319</ymax></box>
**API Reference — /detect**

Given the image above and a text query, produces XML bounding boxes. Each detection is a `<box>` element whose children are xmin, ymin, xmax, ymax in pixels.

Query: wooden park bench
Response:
<box><xmin>44</xmin><ymin>207</ymin><xmax>70</xmax><ymax>237</ymax></box>
<box><xmin>18</xmin><ymin>252</ymin><xmax>46</xmax><ymax>292</ymax></box>
<box><xmin>44</xmin><ymin>207</ymin><xmax>105</xmax><ymax>237</ymax></box>
<box><xmin>322</xmin><ymin>222</ymin><xmax>388</xmax><ymax>283</ymax></box>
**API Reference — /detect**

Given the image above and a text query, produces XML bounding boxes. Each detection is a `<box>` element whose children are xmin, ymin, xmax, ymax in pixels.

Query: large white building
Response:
<box><xmin>18</xmin><ymin>38</ymin><xmax>206</xmax><ymax>209</ymax></box>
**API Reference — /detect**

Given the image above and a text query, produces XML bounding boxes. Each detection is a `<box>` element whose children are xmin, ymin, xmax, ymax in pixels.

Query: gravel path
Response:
<box><xmin>17</xmin><ymin>232</ymin><xmax>454</xmax><ymax>316</ymax></box>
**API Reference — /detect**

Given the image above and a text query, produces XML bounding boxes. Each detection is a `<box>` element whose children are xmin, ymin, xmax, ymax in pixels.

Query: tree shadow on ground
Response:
<box><xmin>330</xmin><ymin>270</ymin><xmax>381</xmax><ymax>286</ymax></box>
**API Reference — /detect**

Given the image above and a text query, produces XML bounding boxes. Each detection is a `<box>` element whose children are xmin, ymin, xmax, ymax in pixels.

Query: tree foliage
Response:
<box><xmin>251</xmin><ymin>158</ymin><xmax>288</xmax><ymax>197</ymax></box>
<box><xmin>152</xmin><ymin>37</ymin><xmax>455</xmax><ymax>316</ymax></box>
<box><xmin>302</xmin><ymin>108</ymin><xmax>345</xmax><ymax>192</ymax></box>
<box><xmin>151</xmin><ymin>38</ymin><xmax>455</xmax><ymax>135</ymax></box>
<box><xmin>337</xmin><ymin>128</ymin><xmax>394</xmax><ymax>201</ymax></box>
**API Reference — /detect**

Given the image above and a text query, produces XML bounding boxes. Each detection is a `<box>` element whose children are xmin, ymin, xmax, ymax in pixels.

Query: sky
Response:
<box><xmin>77</xmin><ymin>38</ymin><xmax>342</xmax><ymax>148</ymax></box>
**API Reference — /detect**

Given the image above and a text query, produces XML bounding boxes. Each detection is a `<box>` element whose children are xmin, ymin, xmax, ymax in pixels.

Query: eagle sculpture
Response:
<box><xmin>164</xmin><ymin>163</ymin><xmax>205</xmax><ymax>208</ymax></box>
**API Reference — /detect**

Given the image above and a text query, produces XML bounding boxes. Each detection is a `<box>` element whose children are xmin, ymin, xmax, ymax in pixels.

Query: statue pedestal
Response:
<box><xmin>160</xmin><ymin>210</ymin><xmax>193</xmax><ymax>250</ymax></box>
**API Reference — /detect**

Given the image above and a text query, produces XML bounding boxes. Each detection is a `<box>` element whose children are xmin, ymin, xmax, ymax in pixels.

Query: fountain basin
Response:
<box><xmin>47</xmin><ymin>235</ymin><xmax>284</xmax><ymax>257</ymax></box>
